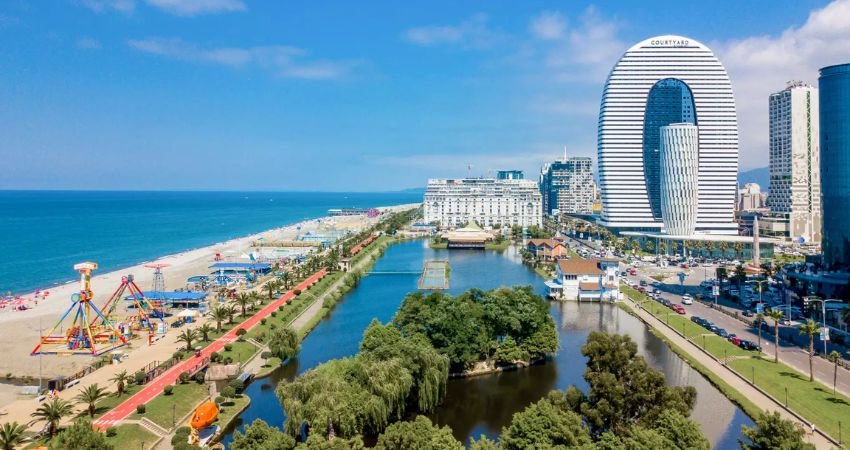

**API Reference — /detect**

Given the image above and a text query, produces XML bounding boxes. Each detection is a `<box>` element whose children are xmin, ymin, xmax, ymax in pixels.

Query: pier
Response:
<box><xmin>418</xmin><ymin>260</ymin><xmax>449</xmax><ymax>290</ymax></box>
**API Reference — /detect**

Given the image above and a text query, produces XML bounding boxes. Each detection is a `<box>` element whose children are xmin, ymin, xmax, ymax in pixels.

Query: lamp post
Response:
<box><xmin>808</xmin><ymin>298</ymin><xmax>842</xmax><ymax>355</ymax></box>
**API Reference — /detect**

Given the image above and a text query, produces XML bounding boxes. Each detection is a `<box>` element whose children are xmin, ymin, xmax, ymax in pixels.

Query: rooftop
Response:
<box><xmin>558</xmin><ymin>258</ymin><xmax>603</xmax><ymax>275</ymax></box>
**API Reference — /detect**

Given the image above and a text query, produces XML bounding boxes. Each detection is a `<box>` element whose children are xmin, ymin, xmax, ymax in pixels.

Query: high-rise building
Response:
<box><xmin>762</xmin><ymin>81</ymin><xmax>821</xmax><ymax>244</ymax></box>
<box><xmin>597</xmin><ymin>35</ymin><xmax>738</xmax><ymax>235</ymax></box>
<box><xmin>737</xmin><ymin>183</ymin><xmax>764</xmax><ymax>211</ymax></box>
<box><xmin>423</xmin><ymin>178</ymin><xmax>542</xmax><ymax>228</ymax></box>
<box><xmin>659</xmin><ymin>123</ymin><xmax>699</xmax><ymax>236</ymax></box>
<box><xmin>539</xmin><ymin>155</ymin><xmax>593</xmax><ymax>216</ymax></box>
<box><xmin>496</xmin><ymin>170</ymin><xmax>524</xmax><ymax>180</ymax></box>
<box><xmin>819</xmin><ymin>63</ymin><xmax>850</xmax><ymax>267</ymax></box>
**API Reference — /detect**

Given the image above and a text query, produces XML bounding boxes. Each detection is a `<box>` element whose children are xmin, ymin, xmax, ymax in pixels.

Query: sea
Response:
<box><xmin>0</xmin><ymin>190</ymin><xmax>423</xmax><ymax>295</ymax></box>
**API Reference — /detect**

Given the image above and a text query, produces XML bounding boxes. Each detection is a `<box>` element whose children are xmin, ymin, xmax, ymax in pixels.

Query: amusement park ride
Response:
<box><xmin>30</xmin><ymin>262</ymin><xmax>167</xmax><ymax>357</ymax></box>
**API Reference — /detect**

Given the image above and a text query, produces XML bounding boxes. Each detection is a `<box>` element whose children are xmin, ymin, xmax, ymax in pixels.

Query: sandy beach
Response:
<box><xmin>0</xmin><ymin>204</ymin><xmax>418</xmax><ymax>382</ymax></box>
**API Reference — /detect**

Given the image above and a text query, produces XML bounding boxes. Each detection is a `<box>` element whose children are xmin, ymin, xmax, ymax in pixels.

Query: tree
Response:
<box><xmin>236</xmin><ymin>293</ymin><xmax>253</xmax><ymax>317</ymax></box>
<box><xmin>716</xmin><ymin>267</ymin><xmax>728</xmax><ymax>284</ymax></box>
<box><xmin>269</xmin><ymin>326</ymin><xmax>301</xmax><ymax>362</ymax></box>
<box><xmin>211</xmin><ymin>305</ymin><xmax>229</xmax><ymax>332</ymax></box>
<box><xmin>658</xmin><ymin>241</ymin><xmax>668</xmax><ymax>255</ymax></box>
<box><xmin>500</xmin><ymin>395</ymin><xmax>592</xmax><ymax>450</ymax></box>
<box><xmin>31</xmin><ymin>397</ymin><xmax>74</xmax><ymax>437</ymax></box>
<box><xmin>231</xmin><ymin>419</ymin><xmax>295</xmax><ymax>450</ymax></box>
<box><xmin>719</xmin><ymin>241</ymin><xmax>729</xmax><ymax>258</ymax></box>
<box><xmin>566</xmin><ymin>332</ymin><xmax>696</xmax><ymax>436</ymax></box>
<box><xmin>374</xmin><ymin>416</ymin><xmax>462</xmax><ymax>450</ymax></box>
<box><xmin>733</xmin><ymin>241</ymin><xmax>744</xmax><ymax>258</ymax></box>
<box><xmin>265</xmin><ymin>281</ymin><xmax>278</xmax><ymax>301</ymax></box>
<box><xmin>109</xmin><ymin>370</ymin><xmax>131</xmax><ymax>396</ymax></box>
<box><xmin>197</xmin><ymin>323</ymin><xmax>215</xmax><ymax>342</ymax></box>
<box><xmin>468</xmin><ymin>436</ymin><xmax>499</xmax><ymax>450</ymax></box>
<box><xmin>0</xmin><ymin>421</ymin><xmax>26</xmax><ymax>450</ymax></box>
<box><xmin>49</xmin><ymin>420</ymin><xmax>112</xmax><ymax>450</ymax></box>
<box><xmin>755</xmin><ymin>313</ymin><xmax>764</xmax><ymax>349</ymax></box>
<box><xmin>630</xmin><ymin>239</ymin><xmax>640</xmax><ymax>255</ymax></box>
<box><xmin>798</xmin><ymin>320</ymin><xmax>820</xmax><ymax>381</ymax></box>
<box><xmin>649</xmin><ymin>409</ymin><xmax>710</xmax><ymax>450</ymax></box>
<box><xmin>75</xmin><ymin>383</ymin><xmax>110</xmax><ymax>418</ymax></box>
<box><xmin>226</xmin><ymin>304</ymin><xmax>237</xmax><ymax>324</ymax></box>
<box><xmin>644</xmin><ymin>240</ymin><xmax>655</xmax><ymax>253</ymax></box>
<box><xmin>734</xmin><ymin>264</ymin><xmax>747</xmax><ymax>287</ymax></box>
<box><xmin>740</xmin><ymin>411</ymin><xmax>814</xmax><ymax>450</ymax></box>
<box><xmin>176</xmin><ymin>329</ymin><xmax>200</xmax><ymax>352</ymax></box>
<box><xmin>765</xmin><ymin>309</ymin><xmax>784</xmax><ymax>363</ymax></box>
<box><xmin>827</xmin><ymin>351</ymin><xmax>843</xmax><ymax>395</ymax></box>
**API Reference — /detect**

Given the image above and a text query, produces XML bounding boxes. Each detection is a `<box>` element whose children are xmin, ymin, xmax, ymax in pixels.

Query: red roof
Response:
<box><xmin>558</xmin><ymin>258</ymin><xmax>603</xmax><ymax>275</ymax></box>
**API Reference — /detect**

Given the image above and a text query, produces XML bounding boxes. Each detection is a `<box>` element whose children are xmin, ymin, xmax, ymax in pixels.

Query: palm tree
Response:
<box><xmin>198</xmin><ymin>323</ymin><xmax>215</xmax><ymax>342</ymax></box>
<box><xmin>827</xmin><ymin>351</ymin><xmax>843</xmax><ymax>395</ymax></box>
<box><xmin>705</xmin><ymin>241</ymin><xmax>715</xmax><ymax>258</ymax></box>
<box><xmin>265</xmin><ymin>281</ymin><xmax>277</xmax><ymax>301</ymax></box>
<box><xmin>226</xmin><ymin>305</ymin><xmax>237</xmax><ymax>324</ymax></box>
<box><xmin>765</xmin><ymin>309</ymin><xmax>784</xmax><ymax>363</ymax></box>
<box><xmin>176</xmin><ymin>329</ymin><xmax>199</xmax><ymax>351</ymax></box>
<box><xmin>75</xmin><ymin>383</ymin><xmax>109</xmax><ymax>418</ymax></box>
<box><xmin>235</xmin><ymin>293</ymin><xmax>252</xmax><ymax>317</ymax></box>
<box><xmin>31</xmin><ymin>398</ymin><xmax>74</xmax><ymax>436</ymax></box>
<box><xmin>658</xmin><ymin>240</ymin><xmax>668</xmax><ymax>255</ymax></box>
<box><xmin>755</xmin><ymin>313</ymin><xmax>764</xmax><ymax>348</ymax></box>
<box><xmin>630</xmin><ymin>239</ymin><xmax>640</xmax><ymax>255</ymax></box>
<box><xmin>645</xmin><ymin>240</ymin><xmax>655</xmax><ymax>253</ymax></box>
<box><xmin>0</xmin><ymin>421</ymin><xmax>27</xmax><ymax>450</ymax></box>
<box><xmin>211</xmin><ymin>305</ymin><xmax>229</xmax><ymax>332</ymax></box>
<box><xmin>799</xmin><ymin>320</ymin><xmax>820</xmax><ymax>382</ymax></box>
<box><xmin>719</xmin><ymin>241</ymin><xmax>729</xmax><ymax>258</ymax></box>
<box><xmin>733</xmin><ymin>242</ymin><xmax>744</xmax><ymax>258</ymax></box>
<box><xmin>109</xmin><ymin>370</ymin><xmax>131</xmax><ymax>396</ymax></box>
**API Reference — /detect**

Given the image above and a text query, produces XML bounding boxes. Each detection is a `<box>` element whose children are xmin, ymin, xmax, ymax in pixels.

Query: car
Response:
<box><xmin>681</xmin><ymin>295</ymin><xmax>693</xmax><ymax>305</ymax></box>
<box><xmin>661</xmin><ymin>299</ymin><xmax>672</xmax><ymax>307</ymax></box>
<box><xmin>742</xmin><ymin>309</ymin><xmax>754</xmax><ymax>317</ymax></box>
<box><xmin>691</xmin><ymin>316</ymin><xmax>702</xmax><ymax>324</ymax></box>
<box><xmin>639</xmin><ymin>280</ymin><xmax>648</xmax><ymax>286</ymax></box>
<box><xmin>729</xmin><ymin>336</ymin><xmax>741</xmax><ymax>346</ymax></box>
<box><xmin>672</xmin><ymin>305</ymin><xmax>686</xmax><ymax>314</ymax></box>
<box><xmin>708</xmin><ymin>324</ymin><xmax>719</xmax><ymax>333</ymax></box>
<box><xmin>739</xmin><ymin>340</ymin><xmax>761</xmax><ymax>351</ymax></box>
<box><xmin>637</xmin><ymin>286</ymin><xmax>646</xmax><ymax>293</ymax></box>
<box><xmin>717</xmin><ymin>329</ymin><xmax>729</xmax><ymax>338</ymax></box>
<box><xmin>780</xmin><ymin>318</ymin><xmax>791</xmax><ymax>326</ymax></box>
<box><xmin>651</xmin><ymin>281</ymin><xmax>661</xmax><ymax>287</ymax></box>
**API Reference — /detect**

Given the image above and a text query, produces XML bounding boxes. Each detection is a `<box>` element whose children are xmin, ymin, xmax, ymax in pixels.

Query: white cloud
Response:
<box><xmin>403</xmin><ymin>13</ymin><xmax>503</xmax><ymax>49</ymax></box>
<box><xmin>714</xmin><ymin>0</ymin><xmax>850</xmax><ymax>168</ymax></box>
<box><xmin>143</xmin><ymin>0</ymin><xmax>245</xmax><ymax>16</ymax></box>
<box><xmin>76</xmin><ymin>37</ymin><xmax>103</xmax><ymax>50</ymax></box>
<box><xmin>79</xmin><ymin>0</ymin><xmax>136</xmax><ymax>14</ymax></box>
<box><xmin>529</xmin><ymin>11</ymin><xmax>566</xmax><ymax>41</ymax></box>
<box><xmin>128</xmin><ymin>38</ymin><xmax>355</xmax><ymax>80</ymax></box>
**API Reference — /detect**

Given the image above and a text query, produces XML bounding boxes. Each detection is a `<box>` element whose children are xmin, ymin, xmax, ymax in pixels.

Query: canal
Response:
<box><xmin>221</xmin><ymin>239</ymin><xmax>753</xmax><ymax>448</ymax></box>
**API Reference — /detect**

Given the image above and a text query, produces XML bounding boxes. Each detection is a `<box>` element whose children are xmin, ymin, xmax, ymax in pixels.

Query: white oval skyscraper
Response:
<box><xmin>597</xmin><ymin>35</ymin><xmax>739</xmax><ymax>235</ymax></box>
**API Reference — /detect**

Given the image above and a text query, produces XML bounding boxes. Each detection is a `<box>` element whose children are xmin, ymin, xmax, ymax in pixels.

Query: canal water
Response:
<box><xmin>221</xmin><ymin>240</ymin><xmax>752</xmax><ymax>448</ymax></box>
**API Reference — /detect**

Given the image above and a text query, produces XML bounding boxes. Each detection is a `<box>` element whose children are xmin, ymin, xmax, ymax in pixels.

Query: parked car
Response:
<box><xmin>672</xmin><ymin>305</ymin><xmax>686</xmax><ymax>314</ymax></box>
<box><xmin>742</xmin><ymin>309</ymin><xmax>754</xmax><ymax>317</ymax></box>
<box><xmin>717</xmin><ymin>328</ymin><xmax>729</xmax><ymax>338</ymax></box>
<box><xmin>739</xmin><ymin>340</ymin><xmax>762</xmax><ymax>351</ymax></box>
<box><xmin>681</xmin><ymin>294</ymin><xmax>693</xmax><ymax>305</ymax></box>
<box><xmin>691</xmin><ymin>316</ymin><xmax>703</xmax><ymax>324</ymax></box>
<box><xmin>708</xmin><ymin>324</ymin><xmax>719</xmax><ymax>333</ymax></box>
<box><xmin>780</xmin><ymin>318</ymin><xmax>791</xmax><ymax>326</ymax></box>
<box><xmin>640</xmin><ymin>280</ymin><xmax>648</xmax><ymax>286</ymax></box>
<box><xmin>729</xmin><ymin>336</ymin><xmax>742</xmax><ymax>346</ymax></box>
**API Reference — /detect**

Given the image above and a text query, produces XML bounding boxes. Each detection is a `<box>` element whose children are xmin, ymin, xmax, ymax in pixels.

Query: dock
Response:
<box><xmin>418</xmin><ymin>260</ymin><xmax>449</xmax><ymax>290</ymax></box>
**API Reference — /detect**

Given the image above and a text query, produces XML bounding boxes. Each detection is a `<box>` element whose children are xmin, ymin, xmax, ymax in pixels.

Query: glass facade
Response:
<box><xmin>819</xmin><ymin>63</ymin><xmax>850</xmax><ymax>267</ymax></box>
<box><xmin>643</xmin><ymin>78</ymin><xmax>697</xmax><ymax>221</ymax></box>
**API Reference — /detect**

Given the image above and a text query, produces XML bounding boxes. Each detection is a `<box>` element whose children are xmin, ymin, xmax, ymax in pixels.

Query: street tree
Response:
<box><xmin>197</xmin><ymin>323</ymin><xmax>215</xmax><ymax>342</ymax></box>
<box><xmin>31</xmin><ymin>398</ymin><xmax>74</xmax><ymax>437</ymax></box>
<box><xmin>176</xmin><ymin>328</ymin><xmax>200</xmax><ymax>351</ymax></box>
<box><xmin>109</xmin><ymin>370</ymin><xmax>132</xmax><ymax>396</ymax></box>
<box><xmin>798</xmin><ymin>320</ymin><xmax>820</xmax><ymax>381</ymax></box>
<box><xmin>210</xmin><ymin>305</ymin><xmax>229</xmax><ymax>332</ymax></box>
<box><xmin>827</xmin><ymin>350</ymin><xmax>843</xmax><ymax>395</ymax></box>
<box><xmin>75</xmin><ymin>383</ymin><xmax>110</xmax><ymax>418</ymax></box>
<box><xmin>765</xmin><ymin>309</ymin><xmax>784</xmax><ymax>363</ymax></box>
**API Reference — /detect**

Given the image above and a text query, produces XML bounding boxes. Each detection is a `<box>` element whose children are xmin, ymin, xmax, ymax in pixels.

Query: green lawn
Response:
<box><xmin>484</xmin><ymin>240</ymin><xmax>510</xmax><ymax>251</ymax></box>
<box><xmin>730</xmin><ymin>357</ymin><xmax>850</xmax><ymax>442</ymax></box>
<box><xmin>428</xmin><ymin>240</ymin><xmax>448</xmax><ymax>249</ymax></box>
<box><xmin>130</xmin><ymin>381</ymin><xmax>209</xmax><ymax>429</ymax></box>
<box><xmin>215</xmin><ymin>394</ymin><xmax>251</xmax><ymax>432</ymax></box>
<box><xmin>106</xmin><ymin>423</ymin><xmax>158</xmax><ymax>450</ymax></box>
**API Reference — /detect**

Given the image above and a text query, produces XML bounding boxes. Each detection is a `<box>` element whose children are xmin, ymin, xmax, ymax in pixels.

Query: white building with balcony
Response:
<box><xmin>424</xmin><ymin>178</ymin><xmax>542</xmax><ymax>228</ymax></box>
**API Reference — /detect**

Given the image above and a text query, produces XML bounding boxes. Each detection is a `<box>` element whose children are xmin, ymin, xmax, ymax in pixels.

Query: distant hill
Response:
<box><xmin>738</xmin><ymin>166</ymin><xmax>769</xmax><ymax>190</ymax></box>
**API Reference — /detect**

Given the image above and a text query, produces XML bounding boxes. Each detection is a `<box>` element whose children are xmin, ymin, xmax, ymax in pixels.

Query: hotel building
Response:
<box><xmin>597</xmin><ymin>35</ymin><xmax>739</xmax><ymax>235</ymax></box>
<box><xmin>760</xmin><ymin>81</ymin><xmax>821</xmax><ymax>244</ymax></box>
<box><xmin>423</xmin><ymin>178</ymin><xmax>542</xmax><ymax>228</ymax></box>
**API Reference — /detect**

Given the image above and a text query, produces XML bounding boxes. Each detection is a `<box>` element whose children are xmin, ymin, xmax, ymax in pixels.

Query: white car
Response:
<box><xmin>681</xmin><ymin>295</ymin><xmax>693</xmax><ymax>305</ymax></box>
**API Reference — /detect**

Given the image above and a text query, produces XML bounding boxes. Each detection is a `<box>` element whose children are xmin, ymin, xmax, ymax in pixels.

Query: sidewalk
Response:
<box><xmin>93</xmin><ymin>269</ymin><xmax>327</xmax><ymax>430</ymax></box>
<box><xmin>625</xmin><ymin>296</ymin><xmax>835</xmax><ymax>449</ymax></box>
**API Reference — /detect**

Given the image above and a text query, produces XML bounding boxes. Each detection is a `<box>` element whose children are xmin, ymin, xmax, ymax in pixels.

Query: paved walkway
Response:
<box><xmin>93</xmin><ymin>269</ymin><xmax>327</xmax><ymax>430</ymax></box>
<box><xmin>624</xmin><ymin>296</ymin><xmax>835</xmax><ymax>449</ymax></box>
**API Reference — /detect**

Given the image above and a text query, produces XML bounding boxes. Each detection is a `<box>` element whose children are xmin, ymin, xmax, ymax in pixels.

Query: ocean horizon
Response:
<box><xmin>1</xmin><ymin>190</ymin><xmax>422</xmax><ymax>295</ymax></box>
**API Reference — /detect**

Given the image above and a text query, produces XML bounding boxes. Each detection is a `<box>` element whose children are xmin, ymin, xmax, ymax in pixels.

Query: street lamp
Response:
<box><xmin>807</xmin><ymin>298</ymin><xmax>842</xmax><ymax>355</ymax></box>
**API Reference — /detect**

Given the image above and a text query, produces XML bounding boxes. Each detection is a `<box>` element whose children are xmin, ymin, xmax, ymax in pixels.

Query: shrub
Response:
<box><xmin>228</xmin><ymin>379</ymin><xmax>244</xmax><ymax>393</ymax></box>
<box><xmin>221</xmin><ymin>386</ymin><xmax>236</xmax><ymax>398</ymax></box>
<box><xmin>236</xmin><ymin>328</ymin><xmax>246</xmax><ymax>337</ymax></box>
<box><xmin>260</xmin><ymin>318</ymin><xmax>267</xmax><ymax>325</ymax></box>
<box><xmin>254</xmin><ymin>331</ymin><xmax>265</xmax><ymax>342</ymax></box>
<box><xmin>172</xmin><ymin>351</ymin><xmax>184</xmax><ymax>361</ymax></box>
<box><xmin>164</xmin><ymin>385</ymin><xmax>173</xmax><ymax>395</ymax></box>
<box><xmin>136</xmin><ymin>404</ymin><xmax>146</xmax><ymax>414</ymax></box>
<box><xmin>224</xmin><ymin>344</ymin><xmax>233</xmax><ymax>352</ymax></box>
<box><xmin>210</xmin><ymin>351</ymin><xmax>221</xmax><ymax>363</ymax></box>
<box><xmin>194</xmin><ymin>372</ymin><xmax>206</xmax><ymax>384</ymax></box>
<box><xmin>106</xmin><ymin>426</ymin><xmax>117</xmax><ymax>437</ymax></box>
<box><xmin>178</xmin><ymin>371</ymin><xmax>190</xmax><ymax>384</ymax></box>
<box><xmin>134</xmin><ymin>370</ymin><xmax>146</xmax><ymax>385</ymax></box>
<box><xmin>261</xmin><ymin>351</ymin><xmax>273</xmax><ymax>360</ymax></box>
<box><xmin>269</xmin><ymin>323</ymin><xmax>277</xmax><ymax>330</ymax></box>
<box><xmin>214</xmin><ymin>396</ymin><xmax>225</xmax><ymax>405</ymax></box>
<box><xmin>270</xmin><ymin>311</ymin><xmax>278</xmax><ymax>318</ymax></box>
<box><xmin>294</xmin><ymin>289</ymin><xmax>301</xmax><ymax>296</ymax></box>
<box><xmin>278</xmin><ymin>306</ymin><xmax>284</xmax><ymax>312</ymax></box>
<box><xmin>223</xmin><ymin>356</ymin><xmax>233</xmax><ymax>364</ymax></box>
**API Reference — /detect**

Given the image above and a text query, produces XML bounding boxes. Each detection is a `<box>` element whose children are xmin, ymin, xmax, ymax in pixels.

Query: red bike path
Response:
<box><xmin>93</xmin><ymin>269</ymin><xmax>328</xmax><ymax>430</ymax></box>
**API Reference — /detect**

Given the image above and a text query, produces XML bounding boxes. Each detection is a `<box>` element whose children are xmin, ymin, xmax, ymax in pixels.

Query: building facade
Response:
<box><xmin>659</xmin><ymin>123</ymin><xmax>699</xmax><ymax>236</ymax></box>
<box><xmin>820</xmin><ymin>63</ymin><xmax>850</xmax><ymax>267</ymax></box>
<box><xmin>497</xmin><ymin>170</ymin><xmax>524</xmax><ymax>180</ymax></box>
<box><xmin>597</xmin><ymin>35</ymin><xmax>739</xmax><ymax>235</ymax></box>
<box><xmin>540</xmin><ymin>157</ymin><xmax>594</xmax><ymax>216</ymax></box>
<box><xmin>546</xmin><ymin>258</ymin><xmax>620</xmax><ymax>301</ymax></box>
<box><xmin>423</xmin><ymin>178</ymin><xmax>542</xmax><ymax>228</ymax></box>
<box><xmin>737</xmin><ymin>183</ymin><xmax>764</xmax><ymax>211</ymax></box>
<box><xmin>764</xmin><ymin>81</ymin><xmax>821</xmax><ymax>244</ymax></box>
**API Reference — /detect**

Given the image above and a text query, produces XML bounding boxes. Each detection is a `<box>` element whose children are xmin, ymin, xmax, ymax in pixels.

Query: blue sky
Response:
<box><xmin>1</xmin><ymin>0</ymin><xmax>846</xmax><ymax>191</ymax></box>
